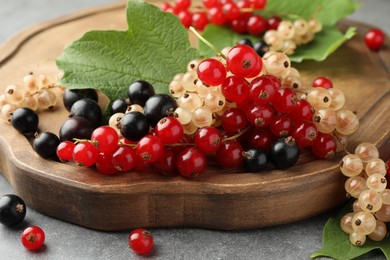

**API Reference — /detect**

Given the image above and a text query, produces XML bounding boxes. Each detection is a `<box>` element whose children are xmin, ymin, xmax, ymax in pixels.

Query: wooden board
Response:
<box><xmin>0</xmin><ymin>2</ymin><xmax>389</xmax><ymax>231</ymax></box>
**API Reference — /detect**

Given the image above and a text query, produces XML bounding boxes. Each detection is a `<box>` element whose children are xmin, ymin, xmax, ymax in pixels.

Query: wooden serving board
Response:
<box><xmin>0</xmin><ymin>2</ymin><xmax>389</xmax><ymax>231</ymax></box>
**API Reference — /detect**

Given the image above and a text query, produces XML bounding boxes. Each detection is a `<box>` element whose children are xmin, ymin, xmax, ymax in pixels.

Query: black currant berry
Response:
<box><xmin>242</xmin><ymin>148</ymin><xmax>268</xmax><ymax>172</ymax></box>
<box><xmin>110</xmin><ymin>98</ymin><xmax>128</xmax><ymax>115</ymax></box>
<box><xmin>253</xmin><ymin>41</ymin><xmax>270</xmax><ymax>57</ymax></box>
<box><xmin>69</xmin><ymin>98</ymin><xmax>102</xmax><ymax>127</ymax></box>
<box><xmin>33</xmin><ymin>132</ymin><xmax>60</xmax><ymax>159</ymax></box>
<box><xmin>238</xmin><ymin>38</ymin><xmax>254</xmax><ymax>48</ymax></box>
<box><xmin>0</xmin><ymin>194</ymin><xmax>26</xmax><ymax>227</ymax></box>
<box><xmin>59</xmin><ymin>117</ymin><xmax>94</xmax><ymax>141</ymax></box>
<box><xmin>11</xmin><ymin>107</ymin><xmax>39</xmax><ymax>134</ymax></box>
<box><xmin>63</xmin><ymin>88</ymin><xmax>98</xmax><ymax>111</ymax></box>
<box><xmin>119</xmin><ymin>112</ymin><xmax>150</xmax><ymax>141</ymax></box>
<box><xmin>269</xmin><ymin>136</ymin><xmax>300</xmax><ymax>169</ymax></box>
<box><xmin>128</xmin><ymin>80</ymin><xmax>155</xmax><ymax>107</ymax></box>
<box><xmin>143</xmin><ymin>94</ymin><xmax>178</xmax><ymax>127</ymax></box>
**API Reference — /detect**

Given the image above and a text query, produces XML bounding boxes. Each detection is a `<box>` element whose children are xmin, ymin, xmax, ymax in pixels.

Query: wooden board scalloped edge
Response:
<box><xmin>0</xmin><ymin>2</ymin><xmax>389</xmax><ymax>231</ymax></box>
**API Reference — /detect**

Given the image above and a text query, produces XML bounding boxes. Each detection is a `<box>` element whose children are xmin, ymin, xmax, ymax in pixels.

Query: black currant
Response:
<box><xmin>63</xmin><ymin>88</ymin><xmax>98</xmax><ymax>111</ymax></box>
<box><xmin>253</xmin><ymin>41</ymin><xmax>270</xmax><ymax>57</ymax></box>
<box><xmin>11</xmin><ymin>107</ymin><xmax>39</xmax><ymax>134</ymax></box>
<box><xmin>128</xmin><ymin>80</ymin><xmax>155</xmax><ymax>107</ymax></box>
<box><xmin>238</xmin><ymin>38</ymin><xmax>254</xmax><ymax>48</ymax></box>
<box><xmin>110</xmin><ymin>98</ymin><xmax>128</xmax><ymax>115</ymax></box>
<box><xmin>59</xmin><ymin>117</ymin><xmax>95</xmax><ymax>141</ymax></box>
<box><xmin>242</xmin><ymin>148</ymin><xmax>268</xmax><ymax>172</ymax></box>
<box><xmin>0</xmin><ymin>194</ymin><xmax>26</xmax><ymax>227</ymax></box>
<box><xmin>119</xmin><ymin>112</ymin><xmax>150</xmax><ymax>141</ymax></box>
<box><xmin>69</xmin><ymin>98</ymin><xmax>102</xmax><ymax>127</ymax></box>
<box><xmin>33</xmin><ymin>132</ymin><xmax>60</xmax><ymax>159</ymax></box>
<box><xmin>143</xmin><ymin>94</ymin><xmax>178</xmax><ymax>127</ymax></box>
<box><xmin>269</xmin><ymin>136</ymin><xmax>300</xmax><ymax>169</ymax></box>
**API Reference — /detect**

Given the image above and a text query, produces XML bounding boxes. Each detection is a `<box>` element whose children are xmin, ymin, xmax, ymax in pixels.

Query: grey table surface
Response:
<box><xmin>0</xmin><ymin>0</ymin><xmax>389</xmax><ymax>259</ymax></box>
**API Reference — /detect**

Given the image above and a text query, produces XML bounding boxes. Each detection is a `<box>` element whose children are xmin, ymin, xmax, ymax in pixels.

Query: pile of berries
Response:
<box><xmin>339</xmin><ymin>144</ymin><xmax>390</xmax><ymax>246</ymax></box>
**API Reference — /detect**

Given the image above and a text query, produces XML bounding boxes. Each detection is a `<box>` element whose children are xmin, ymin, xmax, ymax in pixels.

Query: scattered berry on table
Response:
<box><xmin>0</xmin><ymin>194</ymin><xmax>26</xmax><ymax>227</ymax></box>
<box><xmin>21</xmin><ymin>226</ymin><xmax>45</xmax><ymax>251</ymax></box>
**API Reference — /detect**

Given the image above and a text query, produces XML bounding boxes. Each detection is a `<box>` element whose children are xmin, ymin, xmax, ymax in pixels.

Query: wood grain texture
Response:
<box><xmin>0</xmin><ymin>2</ymin><xmax>389</xmax><ymax>231</ymax></box>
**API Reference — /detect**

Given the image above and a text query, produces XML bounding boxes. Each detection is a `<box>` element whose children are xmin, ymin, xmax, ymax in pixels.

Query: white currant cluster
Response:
<box><xmin>0</xmin><ymin>73</ymin><xmax>61</xmax><ymax>123</ymax></box>
<box><xmin>340</xmin><ymin>143</ymin><xmax>389</xmax><ymax>246</ymax></box>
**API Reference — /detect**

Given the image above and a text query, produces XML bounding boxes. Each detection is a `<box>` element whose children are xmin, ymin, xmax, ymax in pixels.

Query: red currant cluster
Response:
<box><xmin>161</xmin><ymin>0</ymin><xmax>267</xmax><ymax>33</ymax></box>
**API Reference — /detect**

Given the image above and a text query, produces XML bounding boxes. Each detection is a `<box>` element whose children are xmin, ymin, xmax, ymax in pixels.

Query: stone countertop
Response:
<box><xmin>0</xmin><ymin>0</ymin><xmax>389</xmax><ymax>259</ymax></box>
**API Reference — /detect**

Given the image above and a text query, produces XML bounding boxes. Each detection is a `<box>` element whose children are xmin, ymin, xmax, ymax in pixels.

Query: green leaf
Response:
<box><xmin>56</xmin><ymin>0</ymin><xmax>198</xmax><ymax>103</ymax></box>
<box><xmin>198</xmin><ymin>25</ymin><xmax>356</xmax><ymax>62</ymax></box>
<box><xmin>264</xmin><ymin>0</ymin><xmax>361</xmax><ymax>27</ymax></box>
<box><xmin>311</xmin><ymin>202</ymin><xmax>390</xmax><ymax>260</ymax></box>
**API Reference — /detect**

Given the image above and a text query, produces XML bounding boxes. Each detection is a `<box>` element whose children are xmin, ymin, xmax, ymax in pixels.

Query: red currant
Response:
<box><xmin>155</xmin><ymin>117</ymin><xmax>184</xmax><ymax>144</ymax></box>
<box><xmin>365</xmin><ymin>28</ymin><xmax>385</xmax><ymax>51</ymax></box>
<box><xmin>96</xmin><ymin>152</ymin><xmax>118</xmax><ymax>174</ymax></box>
<box><xmin>161</xmin><ymin>2</ymin><xmax>172</xmax><ymax>11</ymax></box>
<box><xmin>136</xmin><ymin>135</ymin><xmax>164</xmax><ymax>163</ymax></box>
<box><xmin>153</xmin><ymin>149</ymin><xmax>178</xmax><ymax>175</ymax></box>
<box><xmin>21</xmin><ymin>226</ymin><xmax>45</xmax><ymax>251</ymax></box>
<box><xmin>312</xmin><ymin>76</ymin><xmax>333</xmax><ymax>89</ymax></box>
<box><xmin>269</xmin><ymin>114</ymin><xmax>292</xmax><ymax>137</ymax></box>
<box><xmin>246</xmin><ymin>103</ymin><xmax>274</xmax><ymax>128</ymax></box>
<box><xmin>197</xmin><ymin>58</ymin><xmax>227</xmax><ymax>86</ymax></box>
<box><xmin>202</xmin><ymin>0</ymin><xmax>219</xmax><ymax>8</ymax></box>
<box><xmin>291</xmin><ymin>121</ymin><xmax>318</xmax><ymax>147</ymax></box>
<box><xmin>272</xmin><ymin>87</ymin><xmax>298</xmax><ymax>113</ymax></box>
<box><xmin>222</xmin><ymin>2</ymin><xmax>240</xmax><ymax>20</ymax></box>
<box><xmin>208</xmin><ymin>7</ymin><xmax>227</xmax><ymax>25</ymax></box>
<box><xmin>230</xmin><ymin>15</ymin><xmax>249</xmax><ymax>34</ymax></box>
<box><xmin>216</xmin><ymin>140</ymin><xmax>244</xmax><ymax>168</ymax></box>
<box><xmin>91</xmin><ymin>126</ymin><xmax>119</xmax><ymax>153</ymax></box>
<box><xmin>177</xmin><ymin>148</ymin><xmax>207</xmax><ymax>178</ymax></box>
<box><xmin>112</xmin><ymin>146</ymin><xmax>137</xmax><ymax>172</ymax></box>
<box><xmin>289</xmin><ymin>99</ymin><xmax>314</xmax><ymax>123</ymax></box>
<box><xmin>246</xmin><ymin>127</ymin><xmax>274</xmax><ymax>151</ymax></box>
<box><xmin>249</xmin><ymin>75</ymin><xmax>277</xmax><ymax>104</ymax></box>
<box><xmin>73</xmin><ymin>141</ymin><xmax>99</xmax><ymax>166</ymax></box>
<box><xmin>221</xmin><ymin>76</ymin><xmax>249</xmax><ymax>104</ymax></box>
<box><xmin>192</xmin><ymin>12</ymin><xmax>209</xmax><ymax>30</ymax></box>
<box><xmin>226</xmin><ymin>45</ymin><xmax>262</xmax><ymax>78</ymax></box>
<box><xmin>311</xmin><ymin>133</ymin><xmax>337</xmax><ymax>159</ymax></box>
<box><xmin>249</xmin><ymin>0</ymin><xmax>267</xmax><ymax>9</ymax></box>
<box><xmin>178</xmin><ymin>10</ymin><xmax>193</xmax><ymax>28</ymax></box>
<box><xmin>194</xmin><ymin>126</ymin><xmax>222</xmax><ymax>153</ymax></box>
<box><xmin>175</xmin><ymin>0</ymin><xmax>191</xmax><ymax>11</ymax></box>
<box><xmin>247</xmin><ymin>15</ymin><xmax>268</xmax><ymax>35</ymax></box>
<box><xmin>56</xmin><ymin>141</ymin><xmax>75</xmax><ymax>162</ymax></box>
<box><xmin>267</xmin><ymin>16</ymin><xmax>281</xmax><ymax>30</ymax></box>
<box><xmin>265</xmin><ymin>74</ymin><xmax>282</xmax><ymax>89</ymax></box>
<box><xmin>128</xmin><ymin>228</ymin><xmax>154</xmax><ymax>255</ymax></box>
<box><xmin>221</xmin><ymin>108</ymin><xmax>248</xmax><ymax>133</ymax></box>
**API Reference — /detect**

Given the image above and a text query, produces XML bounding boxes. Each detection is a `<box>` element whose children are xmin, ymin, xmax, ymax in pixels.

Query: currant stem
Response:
<box><xmin>73</xmin><ymin>138</ymin><xmax>90</xmax><ymax>144</ymax></box>
<box><xmin>189</xmin><ymin>26</ymin><xmax>226</xmax><ymax>60</ymax></box>
<box><xmin>331</xmin><ymin>132</ymin><xmax>351</xmax><ymax>155</ymax></box>
<box><xmin>222</xmin><ymin>125</ymin><xmax>251</xmax><ymax>142</ymax></box>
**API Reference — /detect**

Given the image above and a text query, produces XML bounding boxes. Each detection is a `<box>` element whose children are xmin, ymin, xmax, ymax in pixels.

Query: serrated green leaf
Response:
<box><xmin>198</xmin><ymin>25</ymin><xmax>356</xmax><ymax>62</ymax></box>
<box><xmin>311</xmin><ymin>202</ymin><xmax>390</xmax><ymax>260</ymax></box>
<box><xmin>56</xmin><ymin>0</ymin><xmax>198</xmax><ymax>104</ymax></box>
<box><xmin>264</xmin><ymin>0</ymin><xmax>361</xmax><ymax>27</ymax></box>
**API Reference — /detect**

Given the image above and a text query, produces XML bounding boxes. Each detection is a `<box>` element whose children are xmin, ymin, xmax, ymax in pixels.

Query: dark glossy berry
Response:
<box><xmin>143</xmin><ymin>94</ymin><xmax>178</xmax><ymax>127</ymax></box>
<box><xmin>253</xmin><ymin>41</ymin><xmax>270</xmax><ymax>57</ymax></box>
<box><xmin>59</xmin><ymin>117</ymin><xmax>95</xmax><ymax>141</ymax></box>
<box><xmin>0</xmin><ymin>194</ymin><xmax>26</xmax><ymax>227</ymax></box>
<box><xmin>237</xmin><ymin>38</ymin><xmax>253</xmax><ymax>48</ymax></box>
<box><xmin>110</xmin><ymin>98</ymin><xmax>128</xmax><ymax>115</ymax></box>
<box><xmin>120</xmin><ymin>112</ymin><xmax>150</xmax><ymax>141</ymax></box>
<box><xmin>33</xmin><ymin>132</ymin><xmax>60</xmax><ymax>159</ymax></box>
<box><xmin>11</xmin><ymin>107</ymin><xmax>39</xmax><ymax>134</ymax></box>
<box><xmin>63</xmin><ymin>88</ymin><xmax>98</xmax><ymax>111</ymax></box>
<box><xmin>269</xmin><ymin>136</ymin><xmax>300</xmax><ymax>169</ymax></box>
<box><xmin>128</xmin><ymin>80</ymin><xmax>156</xmax><ymax>107</ymax></box>
<box><xmin>69</xmin><ymin>98</ymin><xmax>102</xmax><ymax>127</ymax></box>
<box><xmin>242</xmin><ymin>148</ymin><xmax>268</xmax><ymax>172</ymax></box>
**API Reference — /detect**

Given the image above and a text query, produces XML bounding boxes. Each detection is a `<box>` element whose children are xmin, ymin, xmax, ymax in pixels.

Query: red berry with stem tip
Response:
<box><xmin>96</xmin><ymin>152</ymin><xmax>118</xmax><ymax>175</ymax></box>
<box><xmin>112</xmin><ymin>146</ymin><xmax>137</xmax><ymax>172</ymax></box>
<box><xmin>21</xmin><ymin>226</ymin><xmax>45</xmax><ymax>251</ymax></box>
<box><xmin>194</xmin><ymin>126</ymin><xmax>222</xmax><ymax>153</ymax></box>
<box><xmin>311</xmin><ymin>133</ymin><xmax>337</xmax><ymax>159</ymax></box>
<box><xmin>73</xmin><ymin>142</ymin><xmax>99</xmax><ymax>166</ymax></box>
<box><xmin>249</xmin><ymin>75</ymin><xmax>277</xmax><ymax>105</ymax></box>
<box><xmin>230</xmin><ymin>15</ymin><xmax>249</xmax><ymax>34</ymax></box>
<box><xmin>226</xmin><ymin>45</ymin><xmax>263</xmax><ymax>78</ymax></box>
<box><xmin>136</xmin><ymin>135</ymin><xmax>164</xmax><ymax>163</ymax></box>
<box><xmin>312</xmin><ymin>76</ymin><xmax>333</xmax><ymax>89</ymax></box>
<box><xmin>289</xmin><ymin>99</ymin><xmax>314</xmax><ymax>123</ymax></box>
<box><xmin>197</xmin><ymin>58</ymin><xmax>227</xmax><ymax>86</ymax></box>
<box><xmin>209</xmin><ymin>7</ymin><xmax>227</xmax><ymax>25</ymax></box>
<box><xmin>246</xmin><ymin>103</ymin><xmax>274</xmax><ymax>128</ymax></box>
<box><xmin>272</xmin><ymin>88</ymin><xmax>298</xmax><ymax>113</ymax></box>
<box><xmin>269</xmin><ymin>114</ymin><xmax>292</xmax><ymax>137</ymax></box>
<box><xmin>155</xmin><ymin>117</ymin><xmax>184</xmax><ymax>144</ymax></box>
<box><xmin>91</xmin><ymin>126</ymin><xmax>119</xmax><ymax>153</ymax></box>
<box><xmin>178</xmin><ymin>10</ymin><xmax>193</xmax><ymax>28</ymax></box>
<box><xmin>221</xmin><ymin>76</ymin><xmax>249</xmax><ymax>103</ymax></box>
<box><xmin>246</xmin><ymin>127</ymin><xmax>274</xmax><ymax>151</ymax></box>
<box><xmin>56</xmin><ymin>141</ymin><xmax>75</xmax><ymax>162</ymax></box>
<box><xmin>177</xmin><ymin>148</ymin><xmax>207</xmax><ymax>178</ymax></box>
<box><xmin>365</xmin><ymin>28</ymin><xmax>385</xmax><ymax>51</ymax></box>
<box><xmin>221</xmin><ymin>108</ymin><xmax>248</xmax><ymax>133</ymax></box>
<box><xmin>237</xmin><ymin>0</ymin><xmax>252</xmax><ymax>18</ymax></box>
<box><xmin>247</xmin><ymin>15</ymin><xmax>268</xmax><ymax>35</ymax></box>
<box><xmin>128</xmin><ymin>228</ymin><xmax>154</xmax><ymax>255</ymax></box>
<box><xmin>216</xmin><ymin>140</ymin><xmax>244</xmax><ymax>168</ymax></box>
<box><xmin>291</xmin><ymin>121</ymin><xmax>318</xmax><ymax>148</ymax></box>
<box><xmin>267</xmin><ymin>16</ymin><xmax>282</xmax><ymax>30</ymax></box>
<box><xmin>192</xmin><ymin>12</ymin><xmax>209</xmax><ymax>30</ymax></box>
<box><xmin>153</xmin><ymin>149</ymin><xmax>178</xmax><ymax>175</ymax></box>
